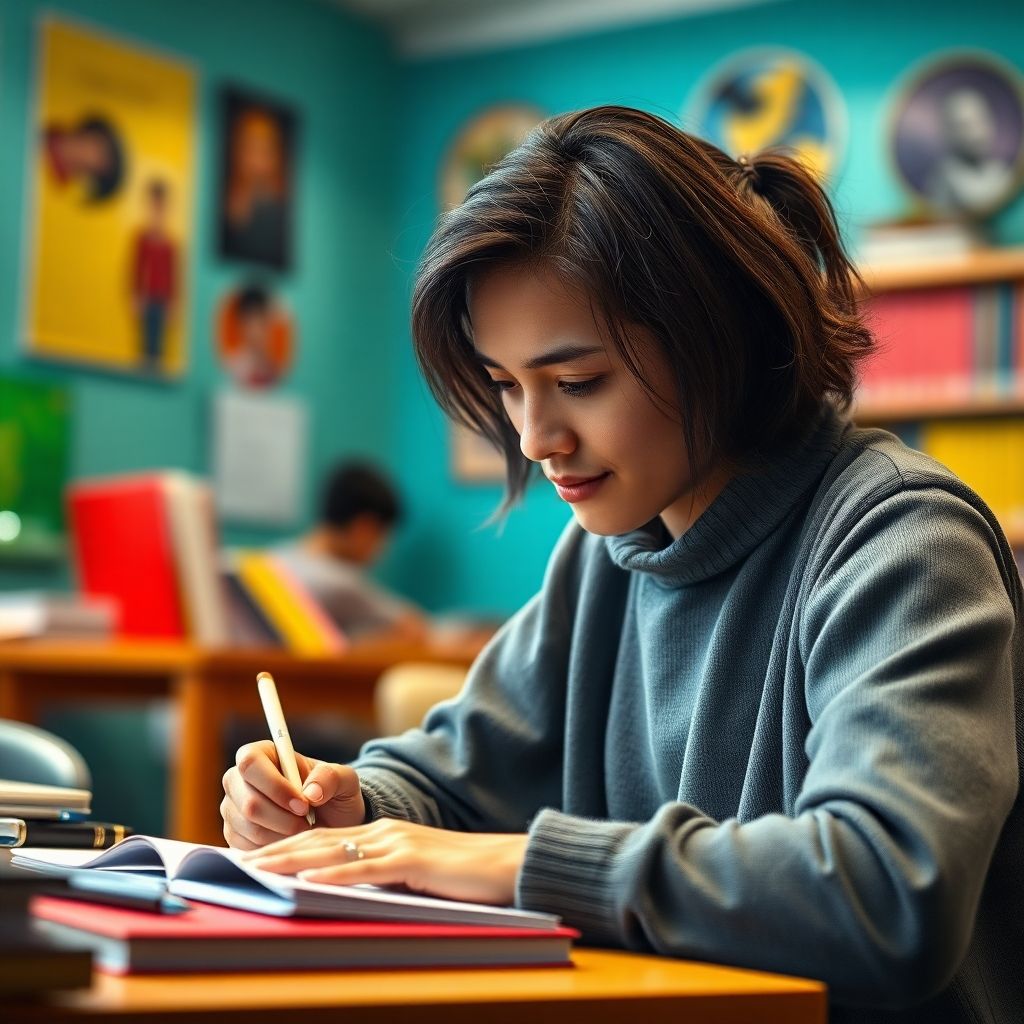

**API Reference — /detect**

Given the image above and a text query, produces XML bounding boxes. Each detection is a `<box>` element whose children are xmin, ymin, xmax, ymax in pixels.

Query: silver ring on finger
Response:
<box><xmin>340</xmin><ymin>839</ymin><xmax>365</xmax><ymax>861</ymax></box>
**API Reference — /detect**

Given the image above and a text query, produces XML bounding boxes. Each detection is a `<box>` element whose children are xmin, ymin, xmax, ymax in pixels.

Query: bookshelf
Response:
<box><xmin>851</xmin><ymin>247</ymin><xmax>1024</xmax><ymax>549</ymax></box>
<box><xmin>859</xmin><ymin>246</ymin><xmax>1024</xmax><ymax>294</ymax></box>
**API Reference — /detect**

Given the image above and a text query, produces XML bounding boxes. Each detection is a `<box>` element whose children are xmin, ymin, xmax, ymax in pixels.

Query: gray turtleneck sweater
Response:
<box><xmin>353</xmin><ymin>405</ymin><xmax>1023</xmax><ymax>1023</ymax></box>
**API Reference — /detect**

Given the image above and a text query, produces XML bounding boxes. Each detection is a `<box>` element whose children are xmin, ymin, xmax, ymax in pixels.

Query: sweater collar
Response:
<box><xmin>604</xmin><ymin>402</ymin><xmax>848</xmax><ymax>586</ymax></box>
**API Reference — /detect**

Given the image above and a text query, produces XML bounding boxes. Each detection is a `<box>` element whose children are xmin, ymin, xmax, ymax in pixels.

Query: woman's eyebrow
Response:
<box><xmin>476</xmin><ymin>344</ymin><xmax>605</xmax><ymax>372</ymax></box>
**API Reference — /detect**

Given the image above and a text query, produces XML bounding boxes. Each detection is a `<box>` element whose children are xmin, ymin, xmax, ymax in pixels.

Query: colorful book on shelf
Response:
<box><xmin>68</xmin><ymin>474</ymin><xmax>186</xmax><ymax>639</ymax></box>
<box><xmin>920</xmin><ymin>418</ymin><xmax>1024</xmax><ymax>535</ymax></box>
<box><xmin>860</xmin><ymin>287</ymin><xmax>974</xmax><ymax>405</ymax></box>
<box><xmin>220</xmin><ymin>567</ymin><xmax>284</xmax><ymax>648</ymax></box>
<box><xmin>32</xmin><ymin>896</ymin><xmax>577</xmax><ymax>974</ymax></box>
<box><xmin>230</xmin><ymin>551</ymin><xmax>347</xmax><ymax>655</ymax></box>
<box><xmin>67</xmin><ymin>472</ymin><xmax>230</xmax><ymax>644</ymax></box>
<box><xmin>13</xmin><ymin>835</ymin><xmax>560</xmax><ymax>929</ymax></box>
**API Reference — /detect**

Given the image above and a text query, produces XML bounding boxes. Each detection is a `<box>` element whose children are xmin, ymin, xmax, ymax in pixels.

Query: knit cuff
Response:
<box><xmin>515</xmin><ymin>807</ymin><xmax>636</xmax><ymax>943</ymax></box>
<box><xmin>358</xmin><ymin>768</ymin><xmax>427</xmax><ymax>824</ymax></box>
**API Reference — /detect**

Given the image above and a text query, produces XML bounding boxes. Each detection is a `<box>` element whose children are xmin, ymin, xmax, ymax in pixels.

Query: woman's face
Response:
<box><xmin>469</xmin><ymin>265</ymin><xmax>728</xmax><ymax>539</ymax></box>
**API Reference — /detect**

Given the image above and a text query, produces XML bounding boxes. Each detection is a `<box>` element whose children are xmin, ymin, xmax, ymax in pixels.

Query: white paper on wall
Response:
<box><xmin>212</xmin><ymin>390</ymin><xmax>307</xmax><ymax>525</ymax></box>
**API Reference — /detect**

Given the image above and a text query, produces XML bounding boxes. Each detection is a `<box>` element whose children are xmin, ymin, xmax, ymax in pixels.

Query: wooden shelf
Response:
<box><xmin>859</xmin><ymin>247</ymin><xmax>1024</xmax><ymax>294</ymax></box>
<box><xmin>854</xmin><ymin>394</ymin><xmax>1024</xmax><ymax>425</ymax></box>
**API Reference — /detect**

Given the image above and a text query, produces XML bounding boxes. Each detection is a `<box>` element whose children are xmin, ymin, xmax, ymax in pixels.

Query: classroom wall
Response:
<box><xmin>0</xmin><ymin>0</ymin><xmax>399</xmax><ymax>833</ymax></box>
<box><xmin>384</xmin><ymin>0</ymin><xmax>1024</xmax><ymax>615</ymax></box>
<box><xmin>0</xmin><ymin>0</ymin><xmax>400</xmax><ymax>594</ymax></box>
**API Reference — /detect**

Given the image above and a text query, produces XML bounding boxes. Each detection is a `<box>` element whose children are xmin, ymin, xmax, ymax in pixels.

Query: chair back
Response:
<box><xmin>0</xmin><ymin>719</ymin><xmax>92</xmax><ymax>789</ymax></box>
<box><xmin>374</xmin><ymin>663</ymin><xmax>468</xmax><ymax>737</ymax></box>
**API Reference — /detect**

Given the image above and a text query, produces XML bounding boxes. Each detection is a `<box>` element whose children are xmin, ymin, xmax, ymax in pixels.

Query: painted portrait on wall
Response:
<box><xmin>25</xmin><ymin>18</ymin><xmax>197</xmax><ymax>378</ymax></box>
<box><xmin>216</xmin><ymin>281</ymin><xmax>294</xmax><ymax>389</ymax></box>
<box><xmin>218</xmin><ymin>87</ymin><xmax>298</xmax><ymax>270</ymax></box>
<box><xmin>889</xmin><ymin>51</ymin><xmax>1024</xmax><ymax>219</ymax></box>
<box><xmin>685</xmin><ymin>46</ymin><xmax>847</xmax><ymax>183</ymax></box>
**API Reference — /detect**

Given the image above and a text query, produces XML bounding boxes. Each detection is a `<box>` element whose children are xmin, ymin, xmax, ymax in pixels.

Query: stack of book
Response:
<box><xmin>0</xmin><ymin>592</ymin><xmax>115</xmax><ymax>641</ymax></box>
<box><xmin>857</xmin><ymin>216</ymin><xmax>985</xmax><ymax>267</ymax></box>
<box><xmin>67</xmin><ymin>472</ymin><xmax>345</xmax><ymax>654</ymax></box>
<box><xmin>15</xmin><ymin>835</ymin><xmax>577</xmax><ymax>973</ymax></box>
<box><xmin>0</xmin><ymin>857</ymin><xmax>92</xmax><ymax>997</ymax></box>
<box><xmin>0</xmin><ymin>779</ymin><xmax>132</xmax><ymax>852</ymax></box>
<box><xmin>222</xmin><ymin>550</ymin><xmax>347</xmax><ymax>654</ymax></box>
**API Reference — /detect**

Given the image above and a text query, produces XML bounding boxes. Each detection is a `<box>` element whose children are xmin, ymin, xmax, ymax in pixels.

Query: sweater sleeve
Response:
<box><xmin>352</xmin><ymin>520</ymin><xmax>586</xmax><ymax>832</ymax></box>
<box><xmin>515</xmin><ymin>487</ymin><xmax>1019</xmax><ymax>1009</ymax></box>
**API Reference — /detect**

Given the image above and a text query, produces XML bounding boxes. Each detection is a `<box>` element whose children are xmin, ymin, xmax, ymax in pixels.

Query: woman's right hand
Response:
<box><xmin>221</xmin><ymin>740</ymin><xmax>366</xmax><ymax>850</ymax></box>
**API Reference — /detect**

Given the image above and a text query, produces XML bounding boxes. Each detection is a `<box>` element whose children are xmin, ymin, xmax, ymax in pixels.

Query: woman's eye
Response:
<box><xmin>559</xmin><ymin>376</ymin><xmax>605</xmax><ymax>398</ymax></box>
<box><xmin>487</xmin><ymin>379</ymin><xmax>516</xmax><ymax>393</ymax></box>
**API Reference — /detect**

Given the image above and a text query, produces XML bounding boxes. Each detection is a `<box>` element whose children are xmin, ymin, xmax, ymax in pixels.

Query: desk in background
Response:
<box><xmin>7</xmin><ymin>947</ymin><xmax>826</xmax><ymax>1023</ymax></box>
<box><xmin>0</xmin><ymin>636</ymin><xmax>484</xmax><ymax>847</ymax></box>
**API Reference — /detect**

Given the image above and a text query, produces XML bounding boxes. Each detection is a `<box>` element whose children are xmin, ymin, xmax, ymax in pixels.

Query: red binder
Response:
<box><xmin>32</xmin><ymin>896</ymin><xmax>578</xmax><ymax>974</ymax></box>
<box><xmin>67</xmin><ymin>475</ymin><xmax>185</xmax><ymax>639</ymax></box>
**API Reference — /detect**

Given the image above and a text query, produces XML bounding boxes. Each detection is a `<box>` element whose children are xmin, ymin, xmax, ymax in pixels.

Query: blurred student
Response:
<box><xmin>274</xmin><ymin>461</ymin><xmax>430</xmax><ymax>644</ymax></box>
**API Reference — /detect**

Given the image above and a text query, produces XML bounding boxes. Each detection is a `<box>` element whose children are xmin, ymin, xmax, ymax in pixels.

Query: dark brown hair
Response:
<box><xmin>412</xmin><ymin>105</ymin><xmax>873</xmax><ymax>515</ymax></box>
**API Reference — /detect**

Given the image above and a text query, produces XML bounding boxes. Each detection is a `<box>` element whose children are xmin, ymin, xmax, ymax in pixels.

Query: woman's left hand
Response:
<box><xmin>241</xmin><ymin>818</ymin><xmax>529</xmax><ymax>906</ymax></box>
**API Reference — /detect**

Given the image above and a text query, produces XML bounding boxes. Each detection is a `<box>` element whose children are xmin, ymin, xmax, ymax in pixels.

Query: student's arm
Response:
<box><xmin>351</xmin><ymin>521</ymin><xmax>597</xmax><ymax>831</ymax></box>
<box><xmin>515</xmin><ymin>488</ymin><xmax>1019</xmax><ymax>1009</ymax></box>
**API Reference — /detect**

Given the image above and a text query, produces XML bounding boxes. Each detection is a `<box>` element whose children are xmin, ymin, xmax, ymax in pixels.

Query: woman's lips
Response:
<box><xmin>550</xmin><ymin>472</ymin><xmax>611</xmax><ymax>503</ymax></box>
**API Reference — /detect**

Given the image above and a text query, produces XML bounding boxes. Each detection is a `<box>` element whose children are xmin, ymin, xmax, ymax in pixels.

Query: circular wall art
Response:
<box><xmin>685</xmin><ymin>47</ymin><xmax>847</xmax><ymax>182</ymax></box>
<box><xmin>216</xmin><ymin>282</ymin><xmax>294</xmax><ymax>388</ymax></box>
<box><xmin>439</xmin><ymin>103</ymin><xmax>544</xmax><ymax>211</ymax></box>
<box><xmin>888</xmin><ymin>50</ymin><xmax>1024</xmax><ymax>219</ymax></box>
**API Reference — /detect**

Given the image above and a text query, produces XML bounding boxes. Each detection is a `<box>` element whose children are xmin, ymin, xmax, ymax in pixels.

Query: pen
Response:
<box><xmin>0</xmin><ymin>817</ymin><xmax>133</xmax><ymax>849</ymax></box>
<box><xmin>257</xmin><ymin>670</ymin><xmax>316</xmax><ymax>827</ymax></box>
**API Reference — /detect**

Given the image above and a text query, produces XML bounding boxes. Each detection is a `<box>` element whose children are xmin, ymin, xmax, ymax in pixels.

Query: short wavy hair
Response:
<box><xmin>412</xmin><ymin>105</ymin><xmax>873</xmax><ymax>516</ymax></box>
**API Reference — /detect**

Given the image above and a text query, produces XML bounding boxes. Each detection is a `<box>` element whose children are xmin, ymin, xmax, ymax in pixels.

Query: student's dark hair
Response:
<box><xmin>320</xmin><ymin>461</ymin><xmax>402</xmax><ymax>529</ymax></box>
<box><xmin>411</xmin><ymin>105</ymin><xmax>873</xmax><ymax>517</ymax></box>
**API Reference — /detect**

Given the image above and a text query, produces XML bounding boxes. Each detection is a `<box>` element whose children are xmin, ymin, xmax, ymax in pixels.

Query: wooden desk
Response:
<box><xmin>8</xmin><ymin>947</ymin><xmax>827</xmax><ymax>1023</ymax></box>
<box><xmin>0</xmin><ymin>638</ymin><xmax>483</xmax><ymax>847</ymax></box>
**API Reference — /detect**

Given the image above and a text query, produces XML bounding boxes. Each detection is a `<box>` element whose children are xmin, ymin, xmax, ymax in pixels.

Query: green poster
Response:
<box><xmin>0</xmin><ymin>376</ymin><xmax>70</xmax><ymax>562</ymax></box>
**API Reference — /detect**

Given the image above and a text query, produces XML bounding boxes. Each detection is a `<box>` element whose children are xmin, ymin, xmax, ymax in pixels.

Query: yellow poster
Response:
<box><xmin>26</xmin><ymin>19</ymin><xmax>196</xmax><ymax>377</ymax></box>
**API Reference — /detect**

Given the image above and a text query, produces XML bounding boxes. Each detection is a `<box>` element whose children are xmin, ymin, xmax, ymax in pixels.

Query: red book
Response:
<box><xmin>67</xmin><ymin>474</ymin><xmax>185</xmax><ymax>639</ymax></box>
<box><xmin>860</xmin><ymin>287</ymin><xmax>974</xmax><ymax>402</ymax></box>
<box><xmin>31</xmin><ymin>896</ymin><xmax>577</xmax><ymax>974</ymax></box>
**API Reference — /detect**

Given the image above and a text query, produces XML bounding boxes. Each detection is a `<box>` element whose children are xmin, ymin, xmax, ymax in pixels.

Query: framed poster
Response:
<box><xmin>218</xmin><ymin>86</ymin><xmax>298</xmax><ymax>270</ymax></box>
<box><xmin>888</xmin><ymin>50</ymin><xmax>1024</xmax><ymax>219</ymax></box>
<box><xmin>25</xmin><ymin>18</ymin><xmax>197</xmax><ymax>378</ymax></box>
<box><xmin>215</xmin><ymin>282</ymin><xmax>294</xmax><ymax>388</ymax></box>
<box><xmin>685</xmin><ymin>47</ymin><xmax>847</xmax><ymax>183</ymax></box>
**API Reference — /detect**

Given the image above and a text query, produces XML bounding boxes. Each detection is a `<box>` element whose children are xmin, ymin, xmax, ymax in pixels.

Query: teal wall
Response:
<box><xmin>385</xmin><ymin>0</ymin><xmax>1024</xmax><ymax>616</ymax></box>
<box><xmin>0</xmin><ymin>0</ymin><xmax>398</xmax><ymax>833</ymax></box>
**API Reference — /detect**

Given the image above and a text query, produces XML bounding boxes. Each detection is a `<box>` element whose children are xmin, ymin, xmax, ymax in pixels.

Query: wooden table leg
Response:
<box><xmin>170</xmin><ymin>668</ymin><xmax>227</xmax><ymax>846</ymax></box>
<box><xmin>0</xmin><ymin>670</ymin><xmax>35</xmax><ymax>722</ymax></box>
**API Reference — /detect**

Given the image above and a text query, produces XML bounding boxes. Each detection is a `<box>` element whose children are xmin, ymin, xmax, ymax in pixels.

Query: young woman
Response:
<box><xmin>221</xmin><ymin>106</ymin><xmax>1023</xmax><ymax>1022</ymax></box>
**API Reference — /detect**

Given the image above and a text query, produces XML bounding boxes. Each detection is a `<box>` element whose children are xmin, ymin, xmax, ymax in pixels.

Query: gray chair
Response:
<box><xmin>0</xmin><ymin>719</ymin><xmax>92</xmax><ymax>789</ymax></box>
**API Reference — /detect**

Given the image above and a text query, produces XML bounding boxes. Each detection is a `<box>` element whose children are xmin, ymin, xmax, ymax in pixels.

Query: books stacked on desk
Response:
<box><xmin>0</xmin><ymin>592</ymin><xmax>116</xmax><ymax>641</ymax></box>
<box><xmin>0</xmin><ymin>857</ymin><xmax>93</xmax><ymax>996</ymax></box>
<box><xmin>16</xmin><ymin>835</ymin><xmax>577</xmax><ymax>973</ymax></box>
<box><xmin>0</xmin><ymin>779</ymin><xmax>133</xmax><ymax>851</ymax></box>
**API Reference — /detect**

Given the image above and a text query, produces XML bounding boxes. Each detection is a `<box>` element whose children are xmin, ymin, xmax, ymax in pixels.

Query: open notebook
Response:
<box><xmin>13</xmin><ymin>835</ymin><xmax>560</xmax><ymax>929</ymax></box>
